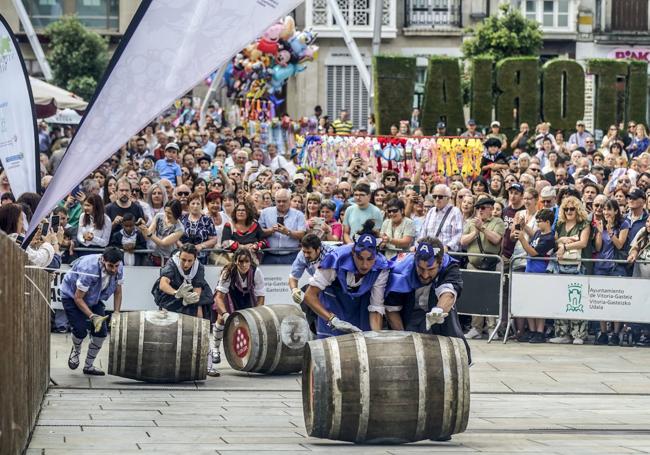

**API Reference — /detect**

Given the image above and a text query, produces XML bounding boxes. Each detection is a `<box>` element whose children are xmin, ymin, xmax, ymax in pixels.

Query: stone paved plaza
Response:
<box><xmin>27</xmin><ymin>333</ymin><xmax>650</xmax><ymax>454</ymax></box>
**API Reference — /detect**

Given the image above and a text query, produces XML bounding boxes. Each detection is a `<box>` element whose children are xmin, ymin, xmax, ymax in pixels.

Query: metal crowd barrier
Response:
<box><xmin>504</xmin><ymin>254</ymin><xmax>650</xmax><ymax>344</ymax></box>
<box><xmin>448</xmin><ymin>251</ymin><xmax>505</xmax><ymax>344</ymax></box>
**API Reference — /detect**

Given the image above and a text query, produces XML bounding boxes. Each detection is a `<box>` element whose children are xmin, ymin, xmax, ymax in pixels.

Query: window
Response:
<box><xmin>326</xmin><ymin>65</ymin><xmax>369</xmax><ymax>130</ymax></box>
<box><xmin>522</xmin><ymin>0</ymin><xmax>572</xmax><ymax>30</ymax></box>
<box><xmin>306</xmin><ymin>0</ymin><xmax>397</xmax><ymax>38</ymax></box>
<box><xmin>406</xmin><ymin>0</ymin><xmax>462</xmax><ymax>28</ymax></box>
<box><xmin>22</xmin><ymin>0</ymin><xmax>119</xmax><ymax>30</ymax></box>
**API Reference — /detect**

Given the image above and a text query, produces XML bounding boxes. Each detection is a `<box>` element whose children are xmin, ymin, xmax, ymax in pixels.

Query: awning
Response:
<box><xmin>29</xmin><ymin>77</ymin><xmax>88</xmax><ymax>118</ymax></box>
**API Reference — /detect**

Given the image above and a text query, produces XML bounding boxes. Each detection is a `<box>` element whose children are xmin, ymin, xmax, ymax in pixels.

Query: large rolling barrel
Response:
<box><xmin>109</xmin><ymin>310</ymin><xmax>209</xmax><ymax>383</ymax></box>
<box><xmin>224</xmin><ymin>304</ymin><xmax>309</xmax><ymax>374</ymax></box>
<box><xmin>302</xmin><ymin>331</ymin><xmax>470</xmax><ymax>443</ymax></box>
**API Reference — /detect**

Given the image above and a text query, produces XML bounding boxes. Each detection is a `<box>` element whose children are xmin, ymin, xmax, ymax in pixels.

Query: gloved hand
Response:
<box><xmin>221</xmin><ymin>312</ymin><xmax>230</xmax><ymax>323</ymax></box>
<box><xmin>182</xmin><ymin>291</ymin><xmax>200</xmax><ymax>306</ymax></box>
<box><xmin>425</xmin><ymin>307</ymin><xmax>448</xmax><ymax>330</ymax></box>
<box><xmin>90</xmin><ymin>314</ymin><xmax>109</xmax><ymax>332</ymax></box>
<box><xmin>291</xmin><ymin>288</ymin><xmax>304</xmax><ymax>304</ymax></box>
<box><xmin>174</xmin><ymin>282</ymin><xmax>193</xmax><ymax>299</ymax></box>
<box><xmin>327</xmin><ymin>316</ymin><xmax>362</xmax><ymax>334</ymax></box>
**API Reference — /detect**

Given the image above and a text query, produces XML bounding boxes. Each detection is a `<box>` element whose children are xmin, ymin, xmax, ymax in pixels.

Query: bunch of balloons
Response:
<box><xmin>223</xmin><ymin>16</ymin><xmax>318</xmax><ymax>102</ymax></box>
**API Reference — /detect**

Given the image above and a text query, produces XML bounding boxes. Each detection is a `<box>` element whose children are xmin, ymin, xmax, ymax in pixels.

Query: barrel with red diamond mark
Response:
<box><xmin>224</xmin><ymin>304</ymin><xmax>309</xmax><ymax>374</ymax></box>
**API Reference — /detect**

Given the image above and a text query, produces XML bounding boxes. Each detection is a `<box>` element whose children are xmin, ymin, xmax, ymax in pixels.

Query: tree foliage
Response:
<box><xmin>45</xmin><ymin>16</ymin><xmax>109</xmax><ymax>101</ymax></box>
<box><xmin>462</xmin><ymin>4</ymin><xmax>543</xmax><ymax>62</ymax></box>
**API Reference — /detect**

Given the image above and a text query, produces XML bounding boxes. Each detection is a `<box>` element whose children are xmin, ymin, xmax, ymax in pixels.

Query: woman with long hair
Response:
<box><xmin>102</xmin><ymin>175</ymin><xmax>118</xmax><ymax>205</ymax></box>
<box><xmin>511</xmin><ymin>188</ymin><xmax>539</xmax><ymax>272</ymax></box>
<box><xmin>192</xmin><ymin>177</ymin><xmax>208</xmax><ymax>208</ymax></box>
<box><xmin>627</xmin><ymin>123</ymin><xmax>650</xmax><ymax>159</ymax></box>
<box><xmin>221</xmin><ymin>201</ymin><xmax>268</xmax><ymax>254</ymax></box>
<box><xmin>221</xmin><ymin>191</ymin><xmax>236</xmax><ymax>221</ymax></box>
<box><xmin>627</xmin><ymin>217</ymin><xmax>650</xmax><ymax>278</ymax></box>
<box><xmin>488</xmin><ymin>173</ymin><xmax>504</xmax><ymax>199</ymax></box>
<box><xmin>470</xmin><ymin>177</ymin><xmax>488</xmax><ymax>196</ymax></box>
<box><xmin>291</xmin><ymin>193</ymin><xmax>305</xmax><ymax>212</ymax></box>
<box><xmin>460</xmin><ymin>194</ymin><xmax>475</xmax><ymax>223</ymax></box>
<box><xmin>305</xmin><ymin>192</ymin><xmax>322</xmax><ymax>223</ymax></box>
<box><xmin>140</xmin><ymin>199</ymin><xmax>185</xmax><ymax>265</ymax></box>
<box><xmin>319</xmin><ymin>199</ymin><xmax>342</xmax><ymax>241</ymax></box>
<box><xmin>180</xmin><ymin>192</ymin><xmax>218</xmax><ymax>264</ymax></box>
<box><xmin>210</xmin><ymin>247</ymin><xmax>266</xmax><ymax>373</ymax></box>
<box><xmin>594</xmin><ymin>198</ymin><xmax>630</xmax><ymax>345</ymax></box>
<box><xmin>550</xmin><ymin>196</ymin><xmax>591</xmax><ymax>345</ymax></box>
<box><xmin>76</xmin><ymin>194</ymin><xmax>112</xmax><ymax>253</ymax></box>
<box><xmin>146</xmin><ymin>181</ymin><xmax>168</xmax><ymax>220</ymax></box>
<box><xmin>0</xmin><ymin>203</ymin><xmax>61</xmax><ymax>266</ymax></box>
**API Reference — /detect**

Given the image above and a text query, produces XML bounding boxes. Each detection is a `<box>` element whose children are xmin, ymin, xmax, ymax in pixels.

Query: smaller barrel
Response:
<box><xmin>302</xmin><ymin>331</ymin><xmax>470</xmax><ymax>443</ymax></box>
<box><xmin>224</xmin><ymin>304</ymin><xmax>309</xmax><ymax>374</ymax></box>
<box><xmin>109</xmin><ymin>311</ymin><xmax>209</xmax><ymax>383</ymax></box>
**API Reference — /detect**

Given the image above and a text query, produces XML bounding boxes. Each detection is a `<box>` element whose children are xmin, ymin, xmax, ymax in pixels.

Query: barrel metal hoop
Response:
<box><xmin>438</xmin><ymin>336</ymin><xmax>453</xmax><ymax>437</ymax></box>
<box><xmin>353</xmin><ymin>333</ymin><xmax>370</xmax><ymax>443</ymax></box>
<box><xmin>412</xmin><ymin>333</ymin><xmax>428</xmax><ymax>440</ymax></box>
<box><xmin>325</xmin><ymin>336</ymin><xmax>343</xmax><ymax>440</ymax></box>
<box><xmin>260</xmin><ymin>305</ymin><xmax>283</xmax><ymax>373</ymax></box>
<box><xmin>120</xmin><ymin>312</ymin><xmax>129</xmax><ymax>376</ymax></box>
<box><xmin>248</xmin><ymin>308</ymin><xmax>268</xmax><ymax>371</ymax></box>
<box><xmin>110</xmin><ymin>313</ymin><xmax>120</xmax><ymax>375</ymax></box>
<box><xmin>174</xmin><ymin>317</ymin><xmax>183</xmax><ymax>382</ymax></box>
<box><xmin>190</xmin><ymin>316</ymin><xmax>199</xmax><ymax>380</ymax></box>
<box><xmin>136</xmin><ymin>312</ymin><xmax>145</xmax><ymax>379</ymax></box>
<box><xmin>199</xmin><ymin>319</ymin><xmax>210</xmax><ymax>376</ymax></box>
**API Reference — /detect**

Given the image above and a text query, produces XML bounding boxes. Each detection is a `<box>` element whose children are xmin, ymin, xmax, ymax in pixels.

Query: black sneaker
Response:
<box><xmin>609</xmin><ymin>333</ymin><xmax>620</xmax><ymax>346</ymax></box>
<box><xmin>595</xmin><ymin>332</ymin><xmax>609</xmax><ymax>345</ymax></box>
<box><xmin>83</xmin><ymin>366</ymin><xmax>105</xmax><ymax>376</ymax></box>
<box><xmin>529</xmin><ymin>332</ymin><xmax>546</xmax><ymax>344</ymax></box>
<box><xmin>637</xmin><ymin>334</ymin><xmax>650</xmax><ymax>347</ymax></box>
<box><xmin>517</xmin><ymin>331</ymin><xmax>533</xmax><ymax>342</ymax></box>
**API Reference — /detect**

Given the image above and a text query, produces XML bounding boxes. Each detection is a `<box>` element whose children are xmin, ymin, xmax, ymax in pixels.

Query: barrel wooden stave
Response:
<box><xmin>302</xmin><ymin>331</ymin><xmax>470</xmax><ymax>443</ymax></box>
<box><xmin>108</xmin><ymin>311</ymin><xmax>209</xmax><ymax>383</ymax></box>
<box><xmin>224</xmin><ymin>304</ymin><xmax>309</xmax><ymax>374</ymax></box>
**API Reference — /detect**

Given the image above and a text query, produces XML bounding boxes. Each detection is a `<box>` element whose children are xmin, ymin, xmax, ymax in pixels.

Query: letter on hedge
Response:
<box><xmin>373</xmin><ymin>56</ymin><xmax>417</xmax><ymax>135</ymax></box>
<box><xmin>587</xmin><ymin>59</ymin><xmax>629</xmax><ymax>132</ymax></box>
<box><xmin>470</xmin><ymin>57</ymin><xmax>493</xmax><ymax>128</ymax></box>
<box><xmin>542</xmin><ymin>60</ymin><xmax>585</xmax><ymax>131</ymax></box>
<box><xmin>627</xmin><ymin>60</ymin><xmax>648</xmax><ymax>125</ymax></box>
<box><xmin>495</xmin><ymin>57</ymin><xmax>539</xmax><ymax>130</ymax></box>
<box><xmin>420</xmin><ymin>57</ymin><xmax>465</xmax><ymax>135</ymax></box>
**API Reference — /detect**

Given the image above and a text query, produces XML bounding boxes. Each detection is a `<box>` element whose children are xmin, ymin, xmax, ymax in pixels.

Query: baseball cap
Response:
<box><xmin>491</xmin><ymin>121</ymin><xmax>500</xmax><ymax>128</ymax></box>
<box><xmin>628</xmin><ymin>188</ymin><xmax>646</xmax><ymax>200</ymax></box>
<box><xmin>415</xmin><ymin>242</ymin><xmax>442</xmax><ymax>267</ymax></box>
<box><xmin>436</xmin><ymin>121</ymin><xmax>446</xmax><ymax>129</ymax></box>
<box><xmin>508</xmin><ymin>183</ymin><xmax>524</xmax><ymax>193</ymax></box>
<box><xmin>353</xmin><ymin>233</ymin><xmax>377</xmax><ymax>258</ymax></box>
<box><xmin>467</xmin><ymin>119</ymin><xmax>477</xmax><ymax>126</ymax></box>
<box><xmin>293</xmin><ymin>174</ymin><xmax>305</xmax><ymax>182</ymax></box>
<box><xmin>165</xmin><ymin>142</ymin><xmax>180</xmax><ymax>152</ymax></box>
<box><xmin>576</xmin><ymin>120</ymin><xmax>586</xmax><ymax>126</ymax></box>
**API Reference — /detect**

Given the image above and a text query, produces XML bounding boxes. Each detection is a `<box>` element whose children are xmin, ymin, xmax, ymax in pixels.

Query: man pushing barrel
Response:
<box><xmin>385</xmin><ymin>236</ymin><xmax>471</xmax><ymax>364</ymax></box>
<box><xmin>61</xmin><ymin>246</ymin><xmax>124</xmax><ymax>376</ymax></box>
<box><xmin>303</xmin><ymin>220</ymin><xmax>398</xmax><ymax>337</ymax></box>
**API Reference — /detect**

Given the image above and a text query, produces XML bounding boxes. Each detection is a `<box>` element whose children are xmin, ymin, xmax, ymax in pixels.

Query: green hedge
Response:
<box><xmin>470</xmin><ymin>56</ymin><xmax>494</xmax><ymax>128</ymax></box>
<box><xmin>541</xmin><ymin>59</ymin><xmax>585</xmax><ymax>131</ymax></box>
<box><xmin>372</xmin><ymin>55</ymin><xmax>417</xmax><ymax>135</ymax></box>
<box><xmin>587</xmin><ymin>59</ymin><xmax>629</xmax><ymax>131</ymax></box>
<box><xmin>420</xmin><ymin>56</ymin><xmax>465</xmax><ymax>135</ymax></box>
<box><xmin>495</xmin><ymin>57</ymin><xmax>539</xmax><ymax>130</ymax></box>
<box><xmin>627</xmin><ymin>60</ymin><xmax>648</xmax><ymax>124</ymax></box>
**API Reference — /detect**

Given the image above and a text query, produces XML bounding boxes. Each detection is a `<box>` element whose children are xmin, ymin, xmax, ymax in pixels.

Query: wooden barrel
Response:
<box><xmin>302</xmin><ymin>331</ymin><xmax>470</xmax><ymax>443</ymax></box>
<box><xmin>108</xmin><ymin>311</ymin><xmax>209</xmax><ymax>383</ymax></box>
<box><xmin>224</xmin><ymin>304</ymin><xmax>309</xmax><ymax>374</ymax></box>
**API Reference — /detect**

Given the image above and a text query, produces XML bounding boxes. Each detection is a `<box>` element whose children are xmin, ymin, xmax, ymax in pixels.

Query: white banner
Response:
<box><xmin>511</xmin><ymin>273</ymin><xmax>650</xmax><ymax>323</ymax></box>
<box><xmin>29</xmin><ymin>0</ymin><xmax>302</xmax><ymax>236</ymax></box>
<box><xmin>51</xmin><ymin>264</ymin><xmax>308</xmax><ymax>311</ymax></box>
<box><xmin>0</xmin><ymin>15</ymin><xmax>38</xmax><ymax>198</ymax></box>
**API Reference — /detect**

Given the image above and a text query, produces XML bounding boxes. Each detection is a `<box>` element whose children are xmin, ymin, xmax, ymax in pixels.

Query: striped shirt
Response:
<box><xmin>332</xmin><ymin>119</ymin><xmax>353</xmax><ymax>135</ymax></box>
<box><xmin>418</xmin><ymin>204</ymin><xmax>464</xmax><ymax>252</ymax></box>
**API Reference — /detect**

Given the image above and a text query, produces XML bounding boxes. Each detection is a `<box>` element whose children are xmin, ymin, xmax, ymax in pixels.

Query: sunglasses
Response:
<box><xmin>542</xmin><ymin>199</ymin><xmax>554</xmax><ymax>204</ymax></box>
<box><xmin>384</xmin><ymin>176</ymin><xmax>397</xmax><ymax>181</ymax></box>
<box><xmin>432</xmin><ymin>195</ymin><xmax>447</xmax><ymax>200</ymax></box>
<box><xmin>387</xmin><ymin>209</ymin><xmax>399</xmax><ymax>214</ymax></box>
<box><xmin>529</xmin><ymin>168</ymin><xmax>541</xmax><ymax>172</ymax></box>
<box><xmin>177</xmin><ymin>191</ymin><xmax>190</xmax><ymax>196</ymax></box>
<box><xmin>564</xmin><ymin>207</ymin><xmax>576</xmax><ymax>212</ymax></box>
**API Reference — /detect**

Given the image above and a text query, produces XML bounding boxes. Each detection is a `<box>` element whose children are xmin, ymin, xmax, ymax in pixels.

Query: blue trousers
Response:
<box><xmin>62</xmin><ymin>298</ymin><xmax>107</xmax><ymax>339</ymax></box>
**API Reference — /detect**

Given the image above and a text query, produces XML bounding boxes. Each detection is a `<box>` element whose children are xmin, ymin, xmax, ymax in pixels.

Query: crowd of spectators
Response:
<box><xmin>3</xmin><ymin>104</ymin><xmax>650</xmax><ymax>345</ymax></box>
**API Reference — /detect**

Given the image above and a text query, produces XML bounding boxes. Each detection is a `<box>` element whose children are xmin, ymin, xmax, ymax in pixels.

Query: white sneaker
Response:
<box><xmin>549</xmin><ymin>336</ymin><xmax>572</xmax><ymax>344</ymax></box>
<box><xmin>572</xmin><ymin>338</ymin><xmax>584</xmax><ymax>345</ymax></box>
<box><xmin>465</xmin><ymin>328</ymin><xmax>482</xmax><ymax>339</ymax></box>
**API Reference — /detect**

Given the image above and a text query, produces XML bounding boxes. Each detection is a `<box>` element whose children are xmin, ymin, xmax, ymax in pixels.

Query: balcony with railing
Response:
<box><xmin>305</xmin><ymin>0</ymin><xmax>397</xmax><ymax>38</ymax></box>
<box><xmin>404</xmin><ymin>0</ymin><xmax>462</xmax><ymax>34</ymax></box>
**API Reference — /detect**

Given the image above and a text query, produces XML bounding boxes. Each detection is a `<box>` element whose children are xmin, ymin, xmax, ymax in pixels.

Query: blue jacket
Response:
<box><xmin>60</xmin><ymin>254</ymin><xmax>123</xmax><ymax>305</ymax></box>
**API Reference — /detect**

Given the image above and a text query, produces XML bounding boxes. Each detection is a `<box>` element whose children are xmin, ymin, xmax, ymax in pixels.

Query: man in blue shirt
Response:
<box><xmin>154</xmin><ymin>143</ymin><xmax>182</xmax><ymax>186</ymax></box>
<box><xmin>288</xmin><ymin>233</ymin><xmax>334</xmax><ymax>335</ymax></box>
<box><xmin>259</xmin><ymin>189</ymin><xmax>306</xmax><ymax>264</ymax></box>
<box><xmin>60</xmin><ymin>247</ymin><xmax>124</xmax><ymax>376</ymax></box>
